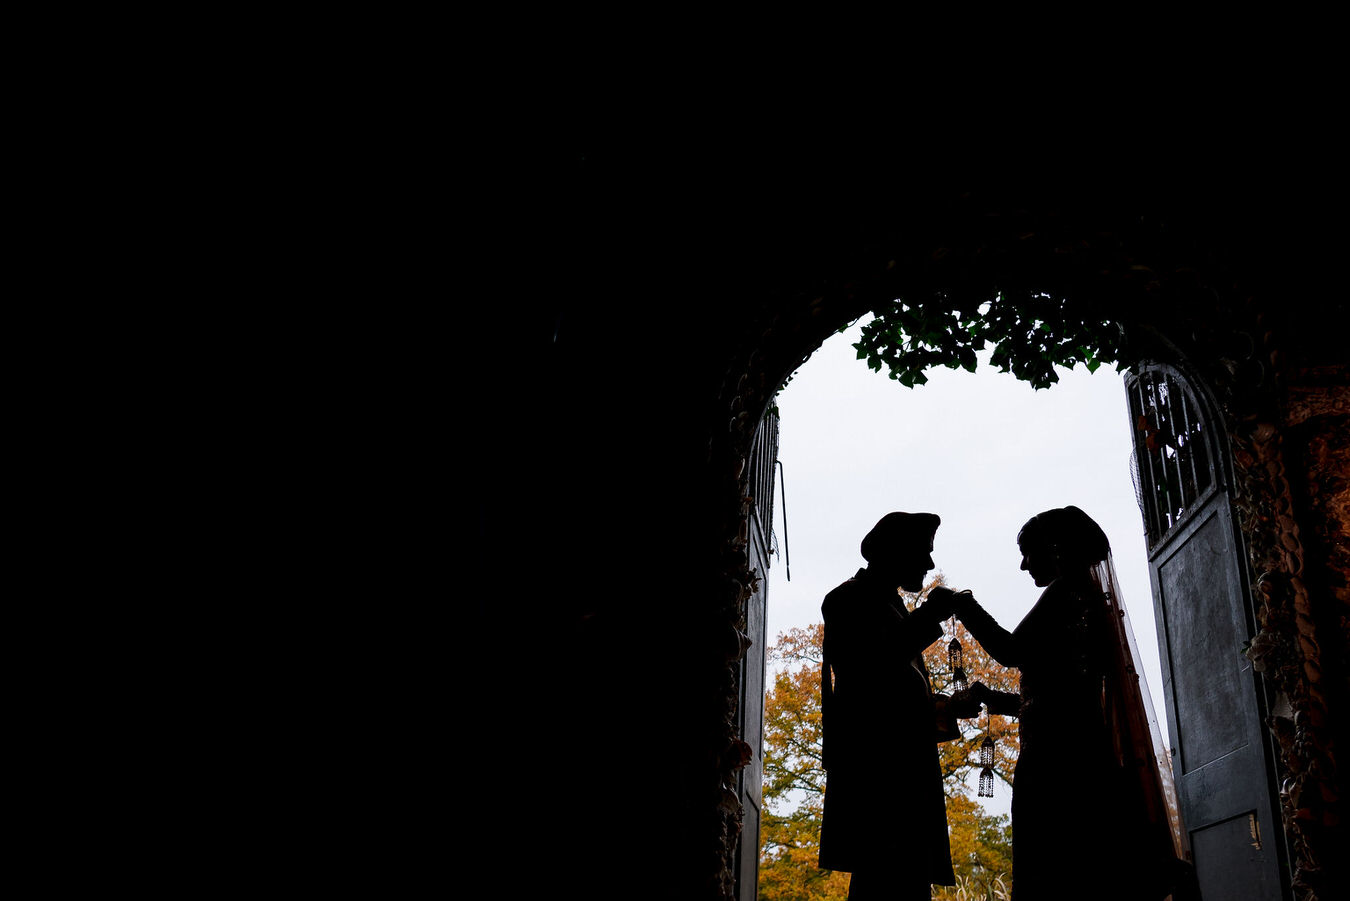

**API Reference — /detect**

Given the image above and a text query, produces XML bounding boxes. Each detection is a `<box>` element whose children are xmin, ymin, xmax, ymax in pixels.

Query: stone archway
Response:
<box><xmin>703</xmin><ymin>193</ymin><xmax>1336</xmax><ymax>900</ymax></box>
<box><xmin>486</xmin><ymin>147</ymin><xmax>1344</xmax><ymax>901</ymax></box>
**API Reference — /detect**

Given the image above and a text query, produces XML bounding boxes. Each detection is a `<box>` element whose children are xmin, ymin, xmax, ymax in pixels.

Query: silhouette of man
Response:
<box><xmin>818</xmin><ymin>511</ymin><xmax>977</xmax><ymax>900</ymax></box>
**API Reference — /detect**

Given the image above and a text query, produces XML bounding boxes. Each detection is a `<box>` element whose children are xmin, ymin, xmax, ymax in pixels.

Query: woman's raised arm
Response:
<box><xmin>953</xmin><ymin>591</ymin><xmax>1020</xmax><ymax>667</ymax></box>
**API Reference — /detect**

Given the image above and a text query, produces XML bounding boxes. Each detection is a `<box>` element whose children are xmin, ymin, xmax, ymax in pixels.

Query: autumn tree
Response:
<box><xmin>759</xmin><ymin>578</ymin><xmax>1020</xmax><ymax>900</ymax></box>
<box><xmin>759</xmin><ymin>622</ymin><xmax>848</xmax><ymax>901</ymax></box>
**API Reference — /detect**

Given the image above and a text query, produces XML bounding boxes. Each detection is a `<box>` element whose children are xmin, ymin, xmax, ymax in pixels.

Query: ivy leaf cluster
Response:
<box><xmin>852</xmin><ymin>292</ymin><xmax>1126</xmax><ymax>391</ymax></box>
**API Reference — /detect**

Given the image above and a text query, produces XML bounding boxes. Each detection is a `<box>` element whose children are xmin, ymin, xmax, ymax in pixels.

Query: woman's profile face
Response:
<box><xmin>1018</xmin><ymin>537</ymin><xmax>1058</xmax><ymax>588</ymax></box>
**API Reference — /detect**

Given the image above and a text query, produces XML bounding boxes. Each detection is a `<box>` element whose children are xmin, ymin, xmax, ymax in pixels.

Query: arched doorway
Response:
<box><xmin>738</xmin><ymin>325</ymin><xmax>1171</xmax><ymax>900</ymax></box>
<box><xmin>725</xmin><ymin>318</ymin><xmax>1297</xmax><ymax>901</ymax></box>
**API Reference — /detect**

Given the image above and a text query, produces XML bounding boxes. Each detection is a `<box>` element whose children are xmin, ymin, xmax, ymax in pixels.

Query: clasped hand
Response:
<box><xmin>924</xmin><ymin>585</ymin><xmax>975</xmax><ymax>620</ymax></box>
<box><xmin>925</xmin><ymin>587</ymin><xmax>984</xmax><ymax>718</ymax></box>
<box><xmin>949</xmin><ymin>681</ymin><xmax>992</xmax><ymax>719</ymax></box>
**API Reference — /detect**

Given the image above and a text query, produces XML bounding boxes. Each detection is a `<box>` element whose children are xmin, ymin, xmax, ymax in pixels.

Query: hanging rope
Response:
<box><xmin>775</xmin><ymin>458</ymin><xmax>790</xmax><ymax>581</ymax></box>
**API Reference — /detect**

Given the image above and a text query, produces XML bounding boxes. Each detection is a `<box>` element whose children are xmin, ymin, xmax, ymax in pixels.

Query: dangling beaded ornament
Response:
<box><xmin>978</xmin><ymin>762</ymin><xmax>995</xmax><ymax>798</ymax></box>
<box><xmin>951</xmin><ymin>664</ymin><xmax>968</xmax><ymax>694</ymax></box>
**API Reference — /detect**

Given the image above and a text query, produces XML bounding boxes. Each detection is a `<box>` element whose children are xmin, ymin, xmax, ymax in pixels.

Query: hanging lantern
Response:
<box><xmin>978</xmin><ymin>733</ymin><xmax>995</xmax><ymax>797</ymax></box>
<box><xmin>947</xmin><ymin>636</ymin><xmax>963</xmax><ymax>671</ymax></box>
<box><xmin>948</xmin><ymin>635</ymin><xmax>967</xmax><ymax>691</ymax></box>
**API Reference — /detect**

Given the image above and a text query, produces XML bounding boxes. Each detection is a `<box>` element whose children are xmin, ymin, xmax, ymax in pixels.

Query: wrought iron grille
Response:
<box><xmin>747</xmin><ymin>413</ymin><xmax>778</xmax><ymax>550</ymax></box>
<box><xmin>1128</xmin><ymin>367</ymin><xmax>1212</xmax><ymax>547</ymax></box>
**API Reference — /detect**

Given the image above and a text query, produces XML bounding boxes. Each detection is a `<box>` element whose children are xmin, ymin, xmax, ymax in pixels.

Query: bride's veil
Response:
<box><xmin>1091</xmin><ymin>553</ymin><xmax>1189</xmax><ymax>869</ymax></box>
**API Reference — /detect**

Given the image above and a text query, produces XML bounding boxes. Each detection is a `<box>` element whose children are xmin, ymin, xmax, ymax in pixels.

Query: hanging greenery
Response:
<box><xmin>851</xmin><ymin>292</ymin><xmax>1127</xmax><ymax>392</ymax></box>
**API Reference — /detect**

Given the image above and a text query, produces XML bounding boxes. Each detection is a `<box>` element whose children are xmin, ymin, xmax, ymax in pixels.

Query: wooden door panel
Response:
<box><xmin>738</xmin><ymin>416</ymin><xmax>777</xmax><ymax>901</ymax></box>
<box><xmin>1157</xmin><ymin>506</ymin><xmax>1250</xmax><ymax>775</ymax></box>
<box><xmin>1191</xmin><ymin>812</ymin><xmax>1282</xmax><ymax>901</ymax></box>
<box><xmin>1129</xmin><ymin>363</ymin><xmax>1289</xmax><ymax>900</ymax></box>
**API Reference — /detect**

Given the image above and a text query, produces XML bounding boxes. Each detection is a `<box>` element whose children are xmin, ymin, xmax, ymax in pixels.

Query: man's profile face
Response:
<box><xmin>876</xmin><ymin>539</ymin><xmax>935</xmax><ymax>593</ymax></box>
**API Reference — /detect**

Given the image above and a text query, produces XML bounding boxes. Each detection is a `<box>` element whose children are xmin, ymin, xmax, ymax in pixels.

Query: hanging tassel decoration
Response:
<box><xmin>979</xmin><ymin>763</ymin><xmax>995</xmax><ymax>797</ymax></box>
<box><xmin>952</xmin><ymin>663</ymin><xmax>968</xmax><ymax>694</ymax></box>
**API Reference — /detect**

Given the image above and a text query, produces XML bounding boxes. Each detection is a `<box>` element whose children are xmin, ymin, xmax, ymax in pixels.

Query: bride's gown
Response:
<box><xmin>960</xmin><ymin>570</ymin><xmax>1183</xmax><ymax>900</ymax></box>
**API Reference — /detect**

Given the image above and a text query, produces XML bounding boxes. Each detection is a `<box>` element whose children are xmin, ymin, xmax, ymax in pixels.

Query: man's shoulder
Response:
<box><xmin>822</xmin><ymin>572</ymin><xmax>870</xmax><ymax>611</ymax></box>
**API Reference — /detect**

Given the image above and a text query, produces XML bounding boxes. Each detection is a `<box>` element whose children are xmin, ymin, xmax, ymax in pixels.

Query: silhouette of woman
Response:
<box><xmin>954</xmin><ymin>506</ymin><xmax>1191</xmax><ymax>901</ymax></box>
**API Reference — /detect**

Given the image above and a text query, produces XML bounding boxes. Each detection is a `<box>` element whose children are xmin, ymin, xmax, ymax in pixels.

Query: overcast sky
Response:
<box><xmin>763</xmin><ymin>318</ymin><xmax>1169</xmax><ymax>814</ymax></box>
